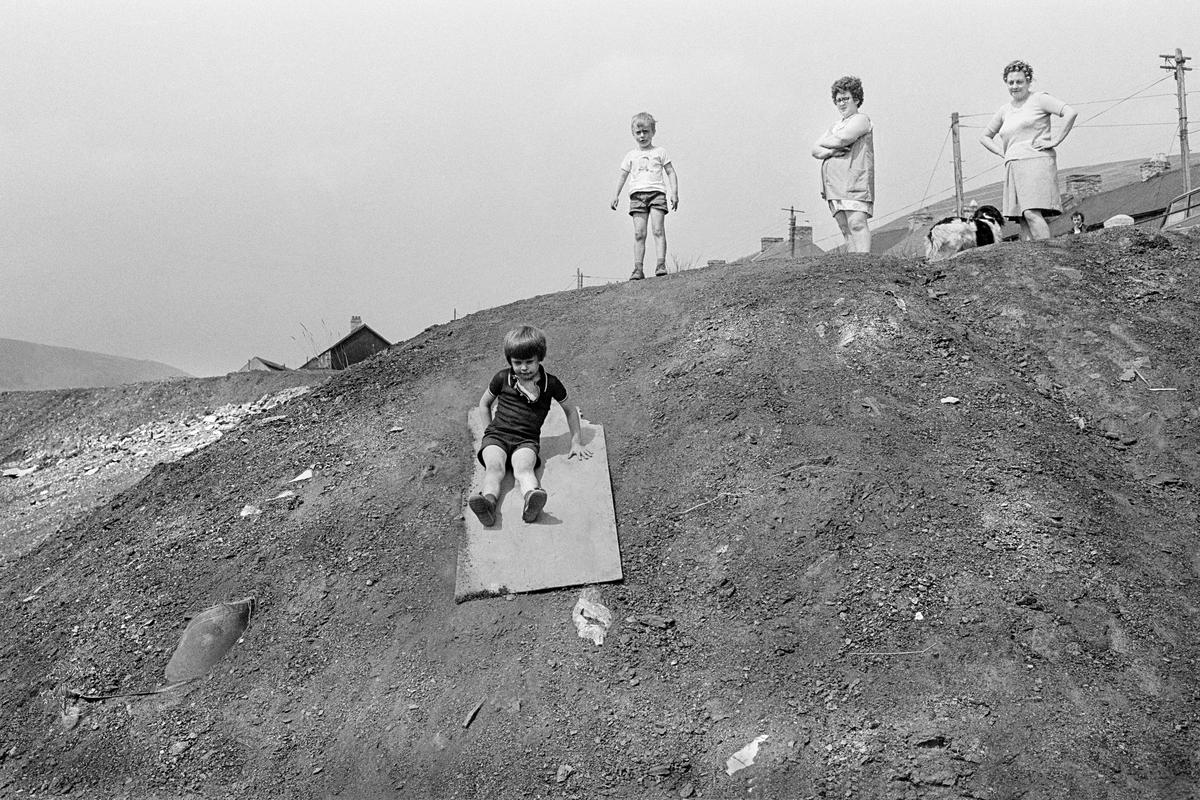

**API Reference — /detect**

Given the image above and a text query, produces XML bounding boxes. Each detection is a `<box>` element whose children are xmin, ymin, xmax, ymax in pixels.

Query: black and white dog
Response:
<box><xmin>925</xmin><ymin>205</ymin><xmax>1005</xmax><ymax>261</ymax></box>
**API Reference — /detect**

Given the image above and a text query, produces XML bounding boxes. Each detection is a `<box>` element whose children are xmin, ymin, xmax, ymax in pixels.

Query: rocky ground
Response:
<box><xmin>1</xmin><ymin>226</ymin><xmax>1198</xmax><ymax>799</ymax></box>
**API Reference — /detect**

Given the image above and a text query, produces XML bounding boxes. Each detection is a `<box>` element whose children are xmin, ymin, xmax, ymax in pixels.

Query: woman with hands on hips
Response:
<box><xmin>979</xmin><ymin>59</ymin><xmax>1078</xmax><ymax>241</ymax></box>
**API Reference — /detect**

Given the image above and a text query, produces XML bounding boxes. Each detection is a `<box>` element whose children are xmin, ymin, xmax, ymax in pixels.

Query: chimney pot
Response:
<box><xmin>350</xmin><ymin>315</ymin><xmax>363</xmax><ymax>332</ymax></box>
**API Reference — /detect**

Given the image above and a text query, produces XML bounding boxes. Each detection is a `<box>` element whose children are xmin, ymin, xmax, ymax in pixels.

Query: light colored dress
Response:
<box><xmin>985</xmin><ymin>92</ymin><xmax>1067</xmax><ymax>218</ymax></box>
<box><xmin>819</xmin><ymin>112</ymin><xmax>875</xmax><ymax>217</ymax></box>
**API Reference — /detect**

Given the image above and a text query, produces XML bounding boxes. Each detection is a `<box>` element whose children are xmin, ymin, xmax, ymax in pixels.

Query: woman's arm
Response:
<box><xmin>1042</xmin><ymin>103</ymin><xmax>1078</xmax><ymax>149</ymax></box>
<box><xmin>979</xmin><ymin>108</ymin><xmax>1006</xmax><ymax>157</ymax></box>
<box><xmin>978</xmin><ymin>130</ymin><xmax>1005</xmax><ymax>157</ymax></box>
<box><xmin>814</xmin><ymin>114</ymin><xmax>871</xmax><ymax>149</ymax></box>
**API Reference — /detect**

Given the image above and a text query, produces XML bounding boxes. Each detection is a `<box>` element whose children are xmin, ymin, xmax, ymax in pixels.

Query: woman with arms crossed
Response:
<box><xmin>812</xmin><ymin>75</ymin><xmax>875</xmax><ymax>254</ymax></box>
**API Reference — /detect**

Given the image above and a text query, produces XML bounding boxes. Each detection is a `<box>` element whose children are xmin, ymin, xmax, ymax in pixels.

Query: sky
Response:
<box><xmin>3</xmin><ymin>0</ymin><xmax>1199</xmax><ymax>377</ymax></box>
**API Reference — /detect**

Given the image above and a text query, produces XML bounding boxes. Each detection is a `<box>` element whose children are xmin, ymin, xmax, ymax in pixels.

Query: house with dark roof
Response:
<box><xmin>1047</xmin><ymin>158</ymin><xmax>1199</xmax><ymax>235</ymax></box>
<box><xmin>301</xmin><ymin>316</ymin><xmax>391</xmax><ymax>371</ymax></box>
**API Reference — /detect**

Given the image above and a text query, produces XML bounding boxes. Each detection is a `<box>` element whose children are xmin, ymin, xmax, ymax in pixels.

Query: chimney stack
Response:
<box><xmin>350</xmin><ymin>315</ymin><xmax>363</xmax><ymax>332</ymax></box>
<box><xmin>1065</xmin><ymin>173</ymin><xmax>1103</xmax><ymax>198</ymax></box>
<box><xmin>1139</xmin><ymin>153</ymin><xmax>1171</xmax><ymax>182</ymax></box>
<box><xmin>760</xmin><ymin>237</ymin><xmax>784</xmax><ymax>252</ymax></box>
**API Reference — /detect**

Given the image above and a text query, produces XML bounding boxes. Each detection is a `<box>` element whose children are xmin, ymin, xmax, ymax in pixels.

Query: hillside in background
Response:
<box><xmin>1</xmin><ymin>227</ymin><xmax>1198</xmax><ymax>799</ymax></box>
<box><xmin>0</xmin><ymin>337</ymin><xmax>191</xmax><ymax>391</ymax></box>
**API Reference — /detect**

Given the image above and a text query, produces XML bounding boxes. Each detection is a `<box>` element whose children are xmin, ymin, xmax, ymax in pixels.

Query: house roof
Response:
<box><xmin>301</xmin><ymin>323</ymin><xmax>392</xmax><ymax>370</ymax></box>
<box><xmin>884</xmin><ymin>224</ymin><xmax>935</xmax><ymax>258</ymax></box>
<box><xmin>751</xmin><ymin>237</ymin><xmax>826</xmax><ymax>261</ymax></box>
<box><xmin>239</xmin><ymin>356</ymin><xmax>287</xmax><ymax>372</ymax></box>
<box><xmin>317</xmin><ymin>323</ymin><xmax>390</xmax><ymax>355</ymax></box>
<box><xmin>1047</xmin><ymin>165</ymin><xmax>1199</xmax><ymax>235</ymax></box>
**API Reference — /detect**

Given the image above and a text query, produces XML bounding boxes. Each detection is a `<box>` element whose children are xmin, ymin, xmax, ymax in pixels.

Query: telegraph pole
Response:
<box><xmin>781</xmin><ymin>205</ymin><xmax>803</xmax><ymax>256</ymax></box>
<box><xmin>950</xmin><ymin>112</ymin><xmax>965</xmax><ymax>217</ymax></box>
<box><xmin>577</xmin><ymin>267</ymin><xmax>583</xmax><ymax>290</ymax></box>
<box><xmin>1160</xmin><ymin>48</ymin><xmax>1192</xmax><ymax>192</ymax></box>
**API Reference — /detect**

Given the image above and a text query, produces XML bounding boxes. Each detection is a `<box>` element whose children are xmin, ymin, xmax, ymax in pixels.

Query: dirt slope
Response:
<box><xmin>1</xmin><ymin>227</ymin><xmax>1198</xmax><ymax>799</ymax></box>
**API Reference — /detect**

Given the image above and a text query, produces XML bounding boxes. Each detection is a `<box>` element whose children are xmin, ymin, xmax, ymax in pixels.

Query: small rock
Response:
<box><xmin>555</xmin><ymin>764</ymin><xmax>574</xmax><ymax>783</ymax></box>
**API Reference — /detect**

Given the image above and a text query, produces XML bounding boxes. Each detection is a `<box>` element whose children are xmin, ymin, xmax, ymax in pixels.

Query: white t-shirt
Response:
<box><xmin>986</xmin><ymin>92</ymin><xmax>1067</xmax><ymax>161</ymax></box>
<box><xmin>621</xmin><ymin>146</ymin><xmax>673</xmax><ymax>194</ymax></box>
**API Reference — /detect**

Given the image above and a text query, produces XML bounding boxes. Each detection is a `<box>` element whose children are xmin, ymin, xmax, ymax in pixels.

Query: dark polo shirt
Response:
<box><xmin>485</xmin><ymin>367</ymin><xmax>567</xmax><ymax>441</ymax></box>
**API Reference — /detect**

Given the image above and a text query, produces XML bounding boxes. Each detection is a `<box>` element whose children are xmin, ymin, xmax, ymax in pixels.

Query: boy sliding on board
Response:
<box><xmin>468</xmin><ymin>325</ymin><xmax>591</xmax><ymax>527</ymax></box>
<box><xmin>611</xmin><ymin>112</ymin><xmax>679</xmax><ymax>280</ymax></box>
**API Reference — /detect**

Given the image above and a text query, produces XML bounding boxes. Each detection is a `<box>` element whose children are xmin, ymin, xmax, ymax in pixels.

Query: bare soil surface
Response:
<box><xmin>2</xmin><ymin>227</ymin><xmax>1199</xmax><ymax>799</ymax></box>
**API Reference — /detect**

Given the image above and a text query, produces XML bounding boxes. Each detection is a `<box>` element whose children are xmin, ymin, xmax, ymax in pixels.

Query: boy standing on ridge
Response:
<box><xmin>611</xmin><ymin>112</ymin><xmax>679</xmax><ymax>281</ymax></box>
<box><xmin>467</xmin><ymin>325</ymin><xmax>591</xmax><ymax>527</ymax></box>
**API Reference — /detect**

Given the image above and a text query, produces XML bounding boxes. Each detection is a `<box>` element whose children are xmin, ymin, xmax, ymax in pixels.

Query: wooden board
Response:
<box><xmin>454</xmin><ymin>407</ymin><xmax>622</xmax><ymax>602</ymax></box>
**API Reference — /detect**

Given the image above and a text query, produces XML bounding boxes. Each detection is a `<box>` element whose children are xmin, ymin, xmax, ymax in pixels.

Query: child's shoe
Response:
<box><xmin>522</xmin><ymin>488</ymin><xmax>548</xmax><ymax>523</ymax></box>
<box><xmin>629</xmin><ymin>266</ymin><xmax>645</xmax><ymax>281</ymax></box>
<box><xmin>468</xmin><ymin>493</ymin><xmax>497</xmax><ymax>527</ymax></box>
<box><xmin>654</xmin><ymin>264</ymin><xmax>668</xmax><ymax>277</ymax></box>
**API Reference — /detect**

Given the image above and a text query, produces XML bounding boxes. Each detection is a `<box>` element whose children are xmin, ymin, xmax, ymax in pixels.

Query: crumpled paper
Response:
<box><xmin>572</xmin><ymin>588</ymin><xmax>612</xmax><ymax>646</ymax></box>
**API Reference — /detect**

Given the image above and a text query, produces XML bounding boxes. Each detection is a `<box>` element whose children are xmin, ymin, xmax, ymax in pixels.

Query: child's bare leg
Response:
<box><xmin>480</xmin><ymin>446</ymin><xmax>507</xmax><ymax>498</ymax></box>
<box><xmin>512</xmin><ymin>448</ymin><xmax>547</xmax><ymax>522</ymax></box>
<box><xmin>632</xmin><ymin>213</ymin><xmax>648</xmax><ymax>266</ymax></box>
<box><xmin>650</xmin><ymin>208</ymin><xmax>667</xmax><ymax>268</ymax></box>
<box><xmin>510</xmin><ymin>448</ymin><xmax>540</xmax><ymax>496</ymax></box>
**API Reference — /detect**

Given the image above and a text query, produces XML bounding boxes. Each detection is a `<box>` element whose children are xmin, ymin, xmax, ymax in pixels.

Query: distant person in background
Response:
<box><xmin>979</xmin><ymin>59</ymin><xmax>1078</xmax><ymax>241</ymax></box>
<box><xmin>611</xmin><ymin>112</ymin><xmax>679</xmax><ymax>280</ymax></box>
<box><xmin>812</xmin><ymin>75</ymin><xmax>875</xmax><ymax>253</ymax></box>
<box><xmin>1070</xmin><ymin>211</ymin><xmax>1086</xmax><ymax>234</ymax></box>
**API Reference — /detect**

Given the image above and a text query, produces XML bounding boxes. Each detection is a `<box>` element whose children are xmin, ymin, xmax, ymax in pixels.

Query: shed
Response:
<box><xmin>301</xmin><ymin>318</ymin><xmax>390</xmax><ymax>371</ymax></box>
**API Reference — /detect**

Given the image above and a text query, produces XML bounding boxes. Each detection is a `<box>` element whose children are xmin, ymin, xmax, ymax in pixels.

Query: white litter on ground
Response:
<box><xmin>726</xmin><ymin>734</ymin><xmax>769</xmax><ymax>776</ymax></box>
<box><xmin>572</xmin><ymin>588</ymin><xmax>613</xmax><ymax>646</ymax></box>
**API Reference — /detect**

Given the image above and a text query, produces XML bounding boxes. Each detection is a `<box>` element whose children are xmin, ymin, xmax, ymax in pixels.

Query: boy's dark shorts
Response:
<box><xmin>478</xmin><ymin>434</ymin><xmax>542</xmax><ymax>469</ymax></box>
<box><xmin>628</xmin><ymin>190</ymin><xmax>668</xmax><ymax>216</ymax></box>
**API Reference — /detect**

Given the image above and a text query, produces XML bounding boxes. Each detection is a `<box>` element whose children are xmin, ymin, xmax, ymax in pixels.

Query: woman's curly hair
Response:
<box><xmin>1002</xmin><ymin>60</ymin><xmax>1033</xmax><ymax>82</ymax></box>
<box><xmin>830</xmin><ymin>75</ymin><xmax>864</xmax><ymax>107</ymax></box>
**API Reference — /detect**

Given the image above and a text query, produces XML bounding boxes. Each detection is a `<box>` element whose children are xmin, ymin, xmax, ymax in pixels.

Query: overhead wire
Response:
<box><xmin>699</xmin><ymin>76</ymin><xmax>1188</xmax><ymax>255</ymax></box>
<box><xmin>919</xmin><ymin>128</ymin><xmax>952</xmax><ymax>212</ymax></box>
<box><xmin>864</xmin><ymin>75</ymin><xmax>1182</xmax><ymax>231</ymax></box>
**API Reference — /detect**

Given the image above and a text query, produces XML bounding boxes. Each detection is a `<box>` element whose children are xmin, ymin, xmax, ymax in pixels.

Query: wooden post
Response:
<box><xmin>951</xmin><ymin>112</ymin><xmax>965</xmax><ymax>218</ymax></box>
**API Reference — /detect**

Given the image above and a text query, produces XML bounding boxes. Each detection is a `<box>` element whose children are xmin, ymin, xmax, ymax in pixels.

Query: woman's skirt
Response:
<box><xmin>1003</xmin><ymin>156</ymin><xmax>1061</xmax><ymax>219</ymax></box>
